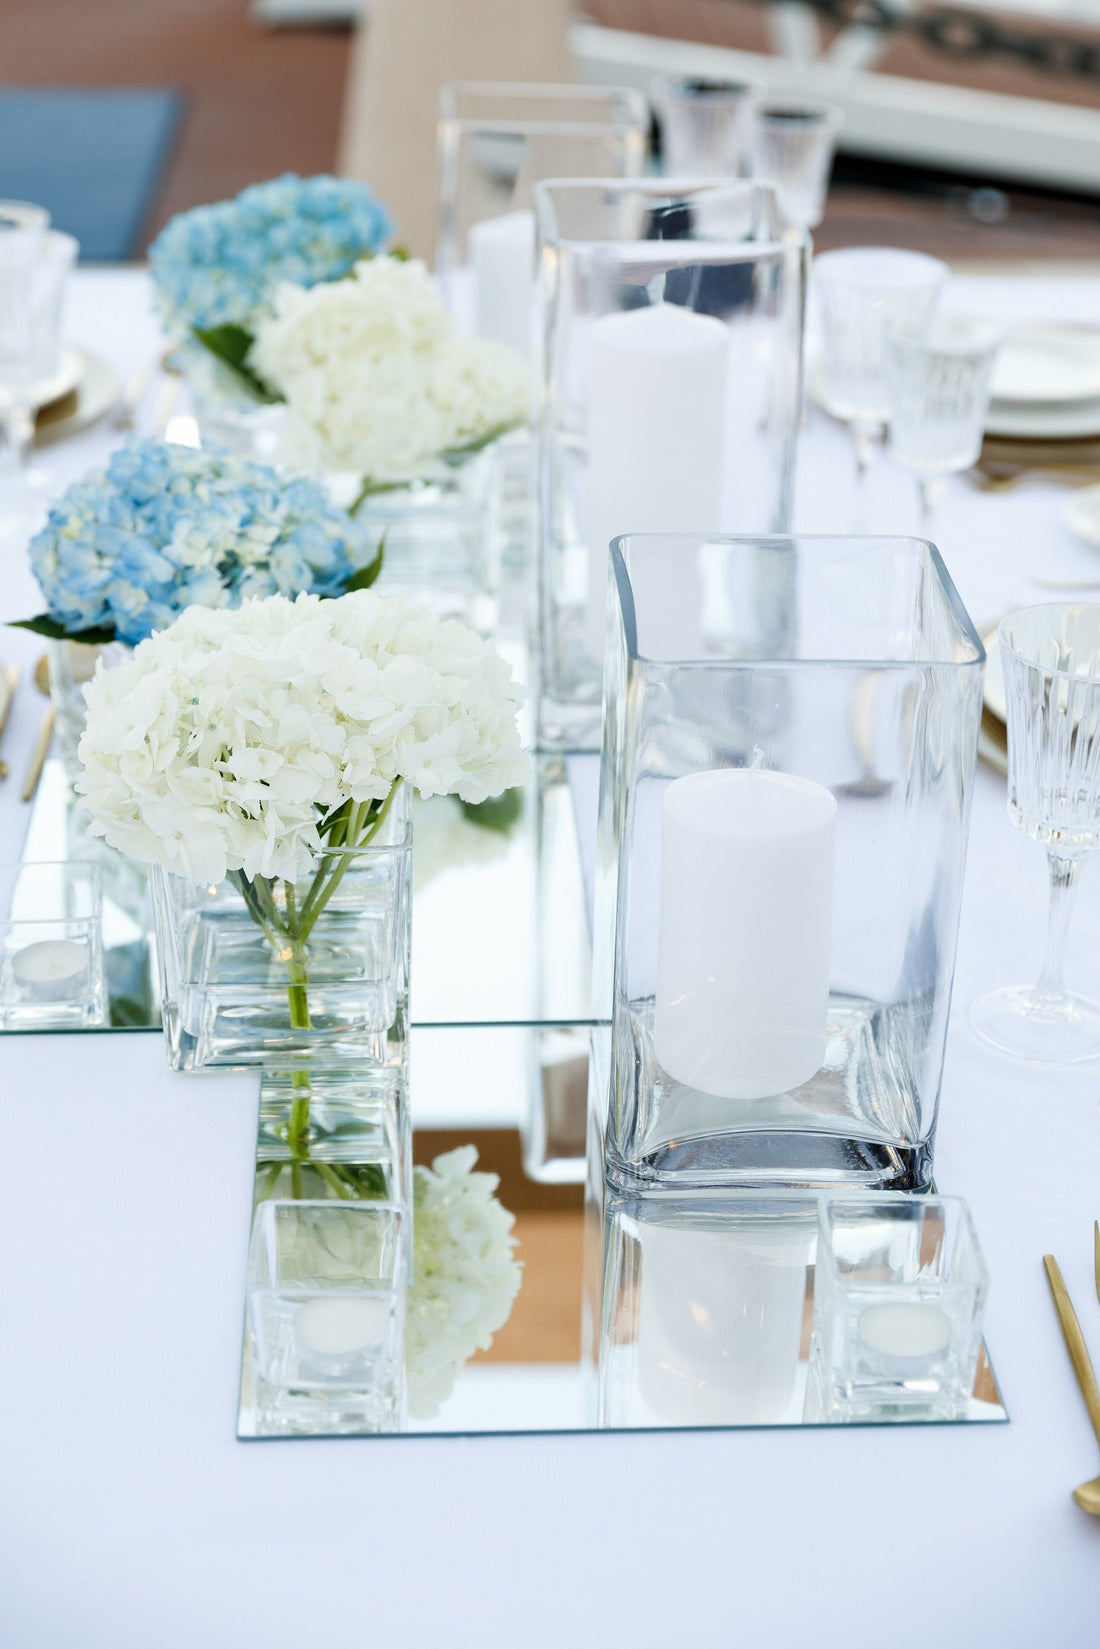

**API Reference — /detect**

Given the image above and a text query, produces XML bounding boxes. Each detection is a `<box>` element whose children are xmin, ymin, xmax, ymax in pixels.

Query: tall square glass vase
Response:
<box><xmin>535</xmin><ymin>179</ymin><xmax>807</xmax><ymax>752</ymax></box>
<box><xmin>152</xmin><ymin>788</ymin><xmax>411</xmax><ymax>1072</ymax></box>
<box><xmin>593</xmin><ymin>534</ymin><xmax>984</xmax><ymax>1194</ymax></box>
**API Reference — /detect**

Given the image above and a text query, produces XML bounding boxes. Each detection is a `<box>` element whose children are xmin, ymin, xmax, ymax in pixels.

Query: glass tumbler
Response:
<box><xmin>653</xmin><ymin>78</ymin><xmax>756</xmax><ymax>178</ymax></box>
<box><xmin>0</xmin><ymin>227</ymin><xmax>78</xmax><ymax>523</ymax></box>
<box><xmin>814</xmin><ymin>247</ymin><xmax>947</xmax><ymax>481</ymax></box>
<box><xmin>749</xmin><ymin>102</ymin><xmax>842</xmax><ymax>230</ymax></box>
<box><xmin>885</xmin><ymin>313</ymin><xmax>1001</xmax><ymax>531</ymax></box>
<box><xmin>971</xmin><ymin>604</ymin><xmax>1100</xmax><ymax>1062</ymax></box>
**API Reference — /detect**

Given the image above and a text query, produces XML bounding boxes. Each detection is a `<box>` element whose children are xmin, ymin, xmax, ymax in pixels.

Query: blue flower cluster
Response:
<box><xmin>148</xmin><ymin>174</ymin><xmax>394</xmax><ymax>337</ymax></box>
<box><xmin>29</xmin><ymin>439</ymin><xmax>377</xmax><ymax>644</ymax></box>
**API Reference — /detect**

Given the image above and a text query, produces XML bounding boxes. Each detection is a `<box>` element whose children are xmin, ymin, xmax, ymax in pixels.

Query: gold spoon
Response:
<box><xmin>1042</xmin><ymin>1253</ymin><xmax>1100</xmax><ymax>1516</ymax></box>
<box><xmin>21</xmin><ymin>653</ymin><xmax>54</xmax><ymax>804</ymax></box>
<box><xmin>0</xmin><ymin>661</ymin><xmax>20</xmax><ymax>779</ymax></box>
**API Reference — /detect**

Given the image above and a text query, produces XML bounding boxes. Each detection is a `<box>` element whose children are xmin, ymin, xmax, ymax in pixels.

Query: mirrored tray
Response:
<box><xmin>2</xmin><ymin>747</ymin><xmax>1006</xmax><ymax>1440</ymax></box>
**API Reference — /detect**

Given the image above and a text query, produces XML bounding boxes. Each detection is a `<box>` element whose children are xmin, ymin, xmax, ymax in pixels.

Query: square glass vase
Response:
<box><xmin>808</xmin><ymin>1195</ymin><xmax>988</xmax><ymax>1422</ymax></box>
<box><xmin>152</xmin><ymin>791</ymin><xmax>411</xmax><ymax>1072</ymax></box>
<box><xmin>247</xmin><ymin>1199</ymin><xmax>407</xmax><ymax>1435</ymax></box>
<box><xmin>593</xmin><ymin>534</ymin><xmax>984</xmax><ymax>1194</ymax></box>
<box><xmin>534</xmin><ymin>178</ymin><xmax>807</xmax><ymax>752</ymax></box>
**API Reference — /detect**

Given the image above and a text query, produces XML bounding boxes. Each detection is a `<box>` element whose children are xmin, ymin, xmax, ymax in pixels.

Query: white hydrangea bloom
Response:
<box><xmin>251</xmin><ymin>257</ymin><xmax>529</xmax><ymax>481</ymax></box>
<box><xmin>405</xmin><ymin>1146</ymin><xmax>522</xmax><ymax>1419</ymax></box>
<box><xmin>75</xmin><ymin>590</ymin><xmax>531</xmax><ymax>887</ymax></box>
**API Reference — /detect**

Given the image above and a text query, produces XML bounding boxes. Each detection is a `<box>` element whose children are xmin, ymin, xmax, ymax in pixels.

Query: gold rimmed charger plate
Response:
<box><xmin>34</xmin><ymin>349</ymin><xmax>120</xmax><ymax>447</ymax></box>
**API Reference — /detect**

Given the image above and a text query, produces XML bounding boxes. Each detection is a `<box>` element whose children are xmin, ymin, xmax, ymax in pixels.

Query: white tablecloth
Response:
<box><xmin>2</xmin><ymin>269</ymin><xmax>1100</xmax><ymax>1648</ymax></box>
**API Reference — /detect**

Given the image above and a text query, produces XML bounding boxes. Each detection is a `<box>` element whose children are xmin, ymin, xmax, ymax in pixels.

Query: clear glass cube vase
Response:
<box><xmin>534</xmin><ymin>179</ymin><xmax>807</xmax><ymax>752</ymax></box>
<box><xmin>592</xmin><ymin>534</ymin><xmax>984</xmax><ymax>1194</ymax></box>
<box><xmin>152</xmin><ymin>789</ymin><xmax>412</xmax><ymax>1072</ymax></box>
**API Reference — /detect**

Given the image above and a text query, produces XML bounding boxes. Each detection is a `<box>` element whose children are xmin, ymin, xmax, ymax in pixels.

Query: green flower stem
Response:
<box><xmin>236</xmin><ymin>780</ymin><xmax>402</xmax><ymax>1198</ymax></box>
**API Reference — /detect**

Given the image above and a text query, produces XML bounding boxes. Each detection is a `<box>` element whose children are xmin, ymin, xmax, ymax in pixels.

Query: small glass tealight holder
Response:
<box><xmin>247</xmin><ymin>1200</ymin><xmax>407</xmax><ymax>1435</ymax></box>
<box><xmin>810</xmin><ymin>1195</ymin><xmax>988</xmax><ymax>1422</ymax></box>
<box><xmin>0</xmin><ymin>861</ymin><xmax>108</xmax><ymax>1030</ymax></box>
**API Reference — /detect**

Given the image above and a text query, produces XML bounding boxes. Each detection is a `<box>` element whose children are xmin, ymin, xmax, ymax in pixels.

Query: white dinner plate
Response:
<box><xmin>983</xmin><ymin>394</ymin><xmax>1100</xmax><ymax>440</ymax></box>
<box><xmin>989</xmin><ymin>325</ymin><xmax>1100</xmax><ymax>406</ymax></box>
<box><xmin>1063</xmin><ymin>483</ymin><xmax>1100</xmax><ymax>550</ymax></box>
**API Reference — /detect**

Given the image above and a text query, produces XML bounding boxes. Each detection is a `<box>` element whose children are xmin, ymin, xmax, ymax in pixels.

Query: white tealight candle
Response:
<box><xmin>10</xmin><ymin>938</ymin><xmax>90</xmax><ymax>1002</ymax></box>
<box><xmin>858</xmin><ymin>1302</ymin><xmax>952</xmax><ymax>1369</ymax></box>
<box><xmin>469</xmin><ymin>208</ymin><xmax>536</xmax><ymax>357</ymax></box>
<box><xmin>294</xmin><ymin>1296</ymin><xmax>387</xmax><ymax>1362</ymax></box>
<box><xmin>584</xmin><ymin>302</ymin><xmax>729</xmax><ymax>653</ymax></box>
<box><xmin>654</xmin><ymin>768</ymin><xmax>836</xmax><ymax>1099</ymax></box>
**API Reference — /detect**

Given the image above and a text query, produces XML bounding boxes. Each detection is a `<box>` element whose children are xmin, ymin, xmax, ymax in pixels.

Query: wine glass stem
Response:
<box><xmin>918</xmin><ymin>475</ymin><xmax>945</xmax><ymax>538</ymax></box>
<box><xmin>1035</xmin><ymin>850</ymin><xmax>1082</xmax><ymax>1002</ymax></box>
<box><xmin>0</xmin><ymin>401</ymin><xmax>34</xmax><ymax>478</ymax></box>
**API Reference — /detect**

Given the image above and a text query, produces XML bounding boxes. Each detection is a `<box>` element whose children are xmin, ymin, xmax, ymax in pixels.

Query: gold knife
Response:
<box><xmin>1043</xmin><ymin>1253</ymin><xmax>1100</xmax><ymax>1515</ymax></box>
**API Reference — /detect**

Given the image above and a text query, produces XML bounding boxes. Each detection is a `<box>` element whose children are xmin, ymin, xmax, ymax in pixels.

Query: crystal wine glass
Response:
<box><xmin>814</xmin><ymin>247</ymin><xmax>947</xmax><ymax>490</ymax></box>
<box><xmin>0</xmin><ymin>227</ymin><xmax>77</xmax><ymax>536</ymax></box>
<box><xmin>971</xmin><ymin>604</ymin><xmax>1100</xmax><ymax>1062</ymax></box>
<box><xmin>885</xmin><ymin>313</ymin><xmax>1001</xmax><ymax>535</ymax></box>
<box><xmin>749</xmin><ymin>101</ymin><xmax>842</xmax><ymax>230</ymax></box>
<box><xmin>653</xmin><ymin>77</ymin><xmax>755</xmax><ymax>177</ymax></box>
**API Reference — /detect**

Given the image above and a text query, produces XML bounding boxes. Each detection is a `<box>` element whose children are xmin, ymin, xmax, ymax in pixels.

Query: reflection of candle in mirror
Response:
<box><xmin>654</xmin><ymin>768</ymin><xmax>836</xmax><ymax>1099</ymax></box>
<box><xmin>294</xmin><ymin>1297</ymin><xmax>387</xmax><ymax>1362</ymax></box>
<box><xmin>858</xmin><ymin>1302</ymin><xmax>951</xmax><ymax>1372</ymax></box>
<box><xmin>584</xmin><ymin>303</ymin><xmax>728</xmax><ymax>658</ymax></box>
<box><xmin>11</xmin><ymin>938</ymin><xmax>90</xmax><ymax>1002</ymax></box>
<box><xmin>469</xmin><ymin>209</ymin><xmax>535</xmax><ymax>357</ymax></box>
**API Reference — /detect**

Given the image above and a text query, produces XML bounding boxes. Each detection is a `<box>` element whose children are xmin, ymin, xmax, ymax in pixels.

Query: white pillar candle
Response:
<box><xmin>10</xmin><ymin>938</ymin><xmax>90</xmax><ymax>1002</ymax></box>
<box><xmin>294</xmin><ymin>1296</ymin><xmax>388</xmax><ymax>1362</ymax></box>
<box><xmin>584</xmin><ymin>302</ymin><xmax>729</xmax><ymax>655</ymax></box>
<box><xmin>654</xmin><ymin>768</ymin><xmax>836</xmax><ymax>1099</ymax></box>
<box><xmin>469</xmin><ymin>208</ymin><xmax>535</xmax><ymax>357</ymax></box>
<box><xmin>858</xmin><ymin>1302</ymin><xmax>951</xmax><ymax>1369</ymax></box>
<box><xmin>636</xmin><ymin>1221</ymin><xmax>809</xmax><ymax>1425</ymax></box>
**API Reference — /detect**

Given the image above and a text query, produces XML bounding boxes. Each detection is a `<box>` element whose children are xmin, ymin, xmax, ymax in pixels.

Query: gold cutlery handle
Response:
<box><xmin>21</xmin><ymin>704</ymin><xmax>54</xmax><ymax>803</ymax></box>
<box><xmin>1043</xmin><ymin>1253</ymin><xmax>1100</xmax><ymax>1448</ymax></box>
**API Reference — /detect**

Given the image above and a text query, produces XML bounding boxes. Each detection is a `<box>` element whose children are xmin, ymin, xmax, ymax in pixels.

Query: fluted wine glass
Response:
<box><xmin>815</xmin><ymin>247</ymin><xmax>947</xmax><ymax>489</ymax></box>
<box><xmin>653</xmin><ymin>77</ymin><xmax>755</xmax><ymax>177</ymax></box>
<box><xmin>971</xmin><ymin>604</ymin><xmax>1100</xmax><ymax>1062</ymax></box>
<box><xmin>885</xmin><ymin>313</ymin><xmax>1001</xmax><ymax>535</ymax></box>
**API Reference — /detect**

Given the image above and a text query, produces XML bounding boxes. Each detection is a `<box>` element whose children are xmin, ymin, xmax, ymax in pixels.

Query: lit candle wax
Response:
<box><xmin>654</xmin><ymin>768</ymin><xmax>836</xmax><ymax>1099</ymax></box>
<box><xmin>858</xmin><ymin>1302</ymin><xmax>952</xmax><ymax>1371</ymax></box>
<box><xmin>10</xmin><ymin>938</ymin><xmax>90</xmax><ymax>1002</ymax></box>
<box><xmin>294</xmin><ymin>1297</ymin><xmax>388</xmax><ymax>1365</ymax></box>
<box><xmin>469</xmin><ymin>208</ymin><xmax>536</xmax><ymax>357</ymax></box>
<box><xmin>584</xmin><ymin>302</ymin><xmax>729</xmax><ymax>654</ymax></box>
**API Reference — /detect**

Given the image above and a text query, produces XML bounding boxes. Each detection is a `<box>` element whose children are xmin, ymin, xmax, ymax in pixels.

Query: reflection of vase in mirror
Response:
<box><xmin>598</xmin><ymin>1206</ymin><xmax>812</xmax><ymax>1427</ymax></box>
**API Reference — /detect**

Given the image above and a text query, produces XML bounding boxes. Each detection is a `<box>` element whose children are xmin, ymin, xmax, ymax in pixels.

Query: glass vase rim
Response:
<box><xmin>998</xmin><ymin>602</ymin><xmax>1100</xmax><ymax>685</ymax></box>
<box><xmin>440</xmin><ymin>78</ymin><xmax>648</xmax><ymax>108</ymax></box>
<box><xmin>533</xmin><ymin>176</ymin><xmax>802</xmax><ymax>256</ymax></box>
<box><xmin>816</xmin><ymin>1192</ymin><xmax>988</xmax><ymax>1289</ymax></box>
<box><xmin>609</xmin><ymin>532</ymin><xmax>986</xmax><ymax>671</ymax></box>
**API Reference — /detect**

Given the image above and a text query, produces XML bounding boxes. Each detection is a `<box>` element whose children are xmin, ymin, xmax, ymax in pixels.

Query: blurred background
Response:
<box><xmin>3</xmin><ymin>0</ymin><xmax>1100</xmax><ymax>261</ymax></box>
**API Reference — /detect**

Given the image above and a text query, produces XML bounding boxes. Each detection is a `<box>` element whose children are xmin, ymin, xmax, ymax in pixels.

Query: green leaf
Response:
<box><xmin>342</xmin><ymin>533</ymin><xmax>385</xmax><ymax>592</ymax></box>
<box><xmin>440</xmin><ymin>420</ymin><xmax>520</xmax><ymax>467</ymax></box>
<box><xmin>192</xmin><ymin>324</ymin><xmax>282</xmax><ymax>404</ymax></box>
<box><xmin>460</xmin><ymin>788</ymin><xmax>523</xmax><ymax>834</ymax></box>
<box><xmin>347</xmin><ymin>476</ymin><xmax>408</xmax><ymax>515</ymax></box>
<box><xmin>9</xmin><ymin>615</ymin><xmax>118</xmax><ymax>645</ymax></box>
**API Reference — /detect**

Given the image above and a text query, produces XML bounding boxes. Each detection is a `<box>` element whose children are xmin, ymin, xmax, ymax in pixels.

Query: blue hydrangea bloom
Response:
<box><xmin>29</xmin><ymin>439</ymin><xmax>377</xmax><ymax>644</ymax></box>
<box><xmin>148</xmin><ymin>173</ymin><xmax>394</xmax><ymax>337</ymax></box>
